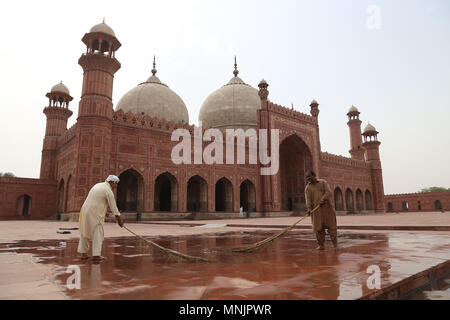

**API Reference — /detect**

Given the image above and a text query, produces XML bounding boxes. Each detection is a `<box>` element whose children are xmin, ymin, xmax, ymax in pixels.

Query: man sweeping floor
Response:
<box><xmin>78</xmin><ymin>175</ymin><xmax>124</xmax><ymax>262</ymax></box>
<box><xmin>305</xmin><ymin>170</ymin><xmax>338</xmax><ymax>250</ymax></box>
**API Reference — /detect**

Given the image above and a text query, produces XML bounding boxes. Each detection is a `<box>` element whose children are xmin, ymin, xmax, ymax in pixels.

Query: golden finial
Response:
<box><xmin>151</xmin><ymin>55</ymin><xmax>157</xmax><ymax>76</ymax></box>
<box><xmin>233</xmin><ymin>55</ymin><xmax>239</xmax><ymax>77</ymax></box>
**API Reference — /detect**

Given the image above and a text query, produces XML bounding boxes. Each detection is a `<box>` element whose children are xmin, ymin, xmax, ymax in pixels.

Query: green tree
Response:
<box><xmin>0</xmin><ymin>172</ymin><xmax>16</xmax><ymax>177</ymax></box>
<box><xmin>420</xmin><ymin>187</ymin><xmax>449</xmax><ymax>193</ymax></box>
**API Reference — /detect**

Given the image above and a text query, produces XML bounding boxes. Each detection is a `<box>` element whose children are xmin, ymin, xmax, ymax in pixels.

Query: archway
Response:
<box><xmin>65</xmin><ymin>175</ymin><xmax>72</xmax><ymax>213</ymax></box>
<box><xmin>16</xmin><ymin>195</ymin><xmax>31</xmax><ymax>217</ymax></box>
<box><xmin>154</xmin><ymin>172</ymin><xmax>178</xmax><ymax>212</ymax></box>
<box><xmin>240</xmin><ymin>180</ymin><xmax>256</xmax><ymax>212</ymax></box>
<box><xmin>187</xmin><ymin>175</ymin><xmax>208</xmax><ymax>212</ymax></box>
<box><xmin>279</xmin><ymin>135</ymin><xmax>312</xmax><ymax>211</ymax></box>
<box><xmin>57</xmin><ymin>179</ymin><xmax>64</xmax><ymax>213</ymax></box>
<box><xmin>435</xmin><ymin>200</ymin><xmax>443</xmax><ymax>210</ymax></box>
<box><xmin>365</xmin><ymin>190</ymin><xmax>373</xmax><ymax>210</ymax></box>
<box><xmin>334</xmin><ymin>187</ymin><xmax>344</xmax><ymax>211</ymax></box>
<box><xmin>215</xmin><ymin>177</ymin><xmax>233</xmax><ymax>212</ymax></box>
<box><xmin>346</xmin><ymin>188</ymin><xmax>354</xmax><ymax>212</ymax></box>
<box><xmin>117</xmin><ymin>169</ymin><xmax>144</xmax><ymax>212</ymax></box>
<box><xmin>356</xmin><ymin>189</ymin><xmax>364</xmax><ymax>211</ymax></box>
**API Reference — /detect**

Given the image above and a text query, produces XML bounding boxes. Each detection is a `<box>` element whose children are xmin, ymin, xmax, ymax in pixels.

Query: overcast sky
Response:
<box><xmin>0</xmin><ymin>0</ymin><xmax>449</xmax><ymax>194</ymax></box>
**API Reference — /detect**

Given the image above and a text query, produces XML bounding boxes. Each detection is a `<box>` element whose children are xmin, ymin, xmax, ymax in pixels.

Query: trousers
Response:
<box><xmin>77</xmin><ymin>224</ymin><xmax>104</xmax><ymax>256</ymax></box>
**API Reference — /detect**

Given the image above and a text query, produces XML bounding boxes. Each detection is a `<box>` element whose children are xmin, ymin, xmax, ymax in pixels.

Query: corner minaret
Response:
<box><xmin>310</xmin><ymin>99</ymin><xmax>319</xmax><ymax>118</ymax></box>
<box><xmin>77</xmin><ymin>20</ymin><xmax>121</xmax><ymax>118</ymax></box>
<box><xmin>362</xmin><ymin>123</ymin><xmax>385</xmax><ymax>212</ymax></box>
<box><xmin>40</xmin><ymin>82</ymin><xmax>73</xmax><ymax>179</ymax></box>
<box><xmin>74</xmin><ymin>21</ymin><xmax>121</xmax><ymax>210</ymax></box>
<box><xmin>347</xmin><ymin>105</ymin><xmax>365</xmax><ymax>160</ymax></box>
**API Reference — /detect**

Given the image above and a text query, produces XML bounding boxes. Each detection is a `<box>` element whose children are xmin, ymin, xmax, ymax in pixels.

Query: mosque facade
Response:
<box><xmin>0</xmin><ymin>21</ymin><xmax>406</xmax><ymax>220</ymax></box>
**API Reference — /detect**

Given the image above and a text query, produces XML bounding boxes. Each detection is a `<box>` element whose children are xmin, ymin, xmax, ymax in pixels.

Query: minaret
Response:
<box><xmin>310</xmin><ymin>99</ymin><xmax>319</xmax><ymax>118</ymax></box>
<box><xmin>40</xmin><ymin>82</ymin><xmax>73</xmax><ymax>179</ymax></box>
<box><xmin>74</xmin><ymin>21</ymin><xmax>121</xmax><ymax>209</ymax></box>
<box><xmin>258</xmin><ymin>79</ymin><xmax>273</xmax><ymax>212</ymax></box>
<box><xmin>347</xmin><ymin>105</ymin><xmax>365</xmax><ymax>160</ymax></box>
<box><xmin>362</xmin><ymin>123</ymin><xmax>385</xmax><ymax>212</ymax></box>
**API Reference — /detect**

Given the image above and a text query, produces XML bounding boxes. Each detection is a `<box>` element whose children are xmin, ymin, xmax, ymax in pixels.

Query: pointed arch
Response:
<box><xmin>187</xmin><ymin>175</ymin><xmax>208</xmax><ymax>212</ymax></box>
<box><xmin>240</xmin><ymin>179</ymin><xmax>256</xmax><ymax>212</ymax></box>
<box><xmin>334</xmin><ymin>187</ymin><xmax>344</xmax><ymax>211</ymax></box>
<box><xmin>215</xmin><ymin>177</ymin><xmax>233</xmax><ymax>212</ymax></box>
<box><xmin>117</xmin><ymin>168</ymin><xmax>145</xmax><ymax>212</ymax></box>
<box><xmin>154</xmin><ymin>172</ymin><xmax>178</xmax><ymax>212</ymax></box>
<box><xmin>65</xmin><ymin>175</ymin><xmax>72</xmax><ymax>213</ymax></box>
<box><xmin>356</xmin><ymin>189</ymin><xmax>364</xmax><ymax>211</ymax></box>
<box><xmin>57</xmin><ymin>179</ymin><xmax>65</xmax><ymax>213</ymax></box>
<box><xmin>365</xmin><ymin>190</ymin><xmax>373</xmax><ymax>210</ymax></box>
<box><xmin>279</xmin><ymin>134</ymin><xmax>312</xmax><ymax>211</ymax></box>
<box><xmin>345</xmin><ymin>188</ymin><xmax>354</xmax><ymax>212</ymax></box>
<box><xmin>16</xmin><ymin>194</ymin><xmax>31</xmax><ymax>217</ymax></box>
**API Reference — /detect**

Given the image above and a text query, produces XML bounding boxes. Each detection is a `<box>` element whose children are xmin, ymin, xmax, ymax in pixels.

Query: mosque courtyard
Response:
<box><xmin>0</xmin><ymin>212</ymin><xmax>449</xmax><ymax>300</ymax></box>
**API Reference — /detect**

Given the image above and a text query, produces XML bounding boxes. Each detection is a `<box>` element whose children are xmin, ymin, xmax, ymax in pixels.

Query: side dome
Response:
<box><xmin>51</xmin><ymin>81</ymin><xmax>70</xmax><ymax>95</ymax></box>
<box><xmin>115</xmin><ymin>66</ymin><xmax>189</xmax><ymax>124</ymax></box>
<box><xmin>89</xmin><ymin>21</ymin><xmax>115</xmax><ymax>37</ymax></box>
<box><xmin>363</xmin><ymin>123</ymin><xmax>377</xmax><ymax>133</ymax></box>
<box><xmin>199</xmin><ymin>61</ymin><xmax>260</xmax><ymax>130</ymax></box>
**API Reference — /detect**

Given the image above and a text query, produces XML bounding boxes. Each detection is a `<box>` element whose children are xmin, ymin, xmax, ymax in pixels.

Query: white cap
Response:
<box><xmin>105</xmin><ymin>175</ymin><xmax>120</xmax><ymax>183</ymax></box>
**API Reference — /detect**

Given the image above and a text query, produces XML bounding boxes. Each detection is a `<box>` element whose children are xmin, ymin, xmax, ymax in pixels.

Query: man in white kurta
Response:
<box><xmin>77</xmin><ymin>175</ymin><xmax>124</xmax><ymax>261</ymax></box>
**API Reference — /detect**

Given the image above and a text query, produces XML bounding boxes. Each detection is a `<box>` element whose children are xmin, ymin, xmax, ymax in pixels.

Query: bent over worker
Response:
<box><xmin>78</xmin><ymin>175</ymin><xmax>124</xmax><ymax>262</ymax></box>
<box><xmin>305</xmin><ymin>170</ymin><xmax>338</xmax><ymax>250</ymax></box>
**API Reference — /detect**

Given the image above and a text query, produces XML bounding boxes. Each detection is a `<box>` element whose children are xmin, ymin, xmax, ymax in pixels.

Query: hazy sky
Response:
<box><xmin>0</xmin><ymin>0</ymin><xmax>449</xmax><ymax>194</ymax></box>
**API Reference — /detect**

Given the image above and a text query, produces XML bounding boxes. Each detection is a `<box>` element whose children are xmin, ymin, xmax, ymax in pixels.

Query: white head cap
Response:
<box><xmin>105</xmin><ymin>175</ymin><xmax>120</xmax><ymax>183</ymax></box>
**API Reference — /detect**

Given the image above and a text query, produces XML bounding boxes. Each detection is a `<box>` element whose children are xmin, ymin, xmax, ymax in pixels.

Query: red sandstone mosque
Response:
<box><xmin>0</xmin><ymin>22</ymin><xmax>448</xmax><ymax>220</ymax></box>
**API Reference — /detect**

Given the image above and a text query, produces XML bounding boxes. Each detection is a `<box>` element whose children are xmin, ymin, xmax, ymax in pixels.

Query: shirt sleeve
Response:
<box><xmin>305</xmin><ymin>184</ymin><xmax>313</xmax><ymax>211</ymax></box>
<box><xmin>320</xmin><ymin>180</ymin><xmax>333</xmax><ymax>204</ymax></box>
<box><xmin>105</xmin><ymin>187</ymin><xmax>120</xmax><ymax>216</ymax></box>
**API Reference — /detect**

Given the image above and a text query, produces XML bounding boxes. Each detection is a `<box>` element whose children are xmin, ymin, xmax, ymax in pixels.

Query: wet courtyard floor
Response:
<box><xmin>1</xmin><ymin>230</ymin><xmax>449</xmax><ymax>299</ymax></box>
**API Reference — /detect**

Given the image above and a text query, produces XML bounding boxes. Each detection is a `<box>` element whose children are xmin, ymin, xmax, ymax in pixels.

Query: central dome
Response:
<box><xmin>199</xmin><ymin>62</ymin><xmax>260</xmax><ymax>130</ymax></box>
<box><xmin>116</xmin><ymin>65</ymin><xmax>189</xmax><ymax>124</ymax></box>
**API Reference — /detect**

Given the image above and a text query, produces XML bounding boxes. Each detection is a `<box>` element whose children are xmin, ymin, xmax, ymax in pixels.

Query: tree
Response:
<box><xmin>420</xmin><ymin>187</ymin><xmax>449</xmax><ymax>193</ymax></box>
<box><xmin>0</xmin><ymin>172</ymin><xmax>16</xmax><ymax>177</ymax></box>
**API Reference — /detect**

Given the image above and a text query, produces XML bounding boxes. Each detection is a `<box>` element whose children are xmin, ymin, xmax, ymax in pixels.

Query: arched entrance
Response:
<box><xmin>57</xmin><ymin>179</ymin><xmax>64</xmax><ymax>213</ymax></box>
<box><xmin>356</xmin><ymin>189</ymin><xmax>364</xmax><ymax>212</ymax></box>
<box><xmin>16</xmin><ymin>195</ymin><xmax>31</xmax><ymax>217</ymax></box>
<box><xmin>65</xmin><ymin>175</ymin><xmax>72</xmax><ymax>213</ymax></box>
<box><xmin>435</xmin><ymin>200</ymin><xmax>443</xmax><ymax>210</ymax></box>
<box><xmin>279</xmin><ymin>135</ymin><xmax>312</xmax><ymax>211</ymax></box>
<box><xmin>346</xmin><ymin>188</ymin><xmax>354</xmax><ymax>212</ymax></box>
<box><xmin>187</xmin><ymin>175</ymin><xmax>208</xmax><ymax>212</ymax></box>
<box><xmin>240</xmin><ymin>180</ymin><xmax>256</xmax><ymax>212</ymax></box>
<box><xmin>334</xmin><ymin>187</ymin><xmax>344</xmax><ymax>211</ymax></box>
<box><xmin>154</xmin><ymin>172</ymin><xmax>178</xmax><ymax>212</ymax></box>
<box><xmin>215</xmin><ymin>177</ymin><xmax>233</xmax><ymax>212</ymax></box>
<box><xmin>117</xmin><ymin>169</ymin><xmax>144</xmax><ymax>212</ymax></box>
<box><xmin>365</xmin><ymin>190</ymin><xmax>372</xmax><ymax>210</ymax></box>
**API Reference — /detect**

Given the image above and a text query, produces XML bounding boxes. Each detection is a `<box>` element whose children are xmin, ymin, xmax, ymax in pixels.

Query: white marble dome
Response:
<box><xmin>348</xmin><ymin>105</ymin><xmax>359</xmax><ymax>113</ymax></box>
<box><xmin>89</xmin><ymin>22</ymin><xmax>115</xmax><ymax>37</ymax></box>
<box><xmin>363</xmin><ymin>123</ymin><xmax>377</xmax><ymax>133</ymax></box>
<box><xmin>51</xmin><ymin>82</ymin><xmax>70</xmax><ymax>95</ymax></box>
<box><xmin>116</xmin><ymin>72</ymin><xmax>189</xmax><ymax>124</ymax></box>
<box><xmin>199</xmin><ymin>73</ymin><xmax>260</xmax><ymax>130</ymax></box>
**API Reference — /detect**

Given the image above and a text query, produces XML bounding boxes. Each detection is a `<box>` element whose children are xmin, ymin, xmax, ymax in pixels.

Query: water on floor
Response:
<box><xmin>1</xmin><ymin>230</ymin><xmax>449</xmax><ymax>299</ymax></box>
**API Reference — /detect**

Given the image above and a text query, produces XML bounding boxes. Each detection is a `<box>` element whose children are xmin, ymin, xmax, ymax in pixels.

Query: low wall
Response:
<box><xmin>385</xmin><ymin>192</ymin><xmax>450</xmax><ymax>212</ymax></box>
<box><xmin>0</xmin><ymin>177</ymin><xmax>57</xmax><ymax>220</ymax></box>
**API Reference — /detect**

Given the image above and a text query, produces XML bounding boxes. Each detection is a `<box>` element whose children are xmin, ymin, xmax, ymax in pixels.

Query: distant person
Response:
<box><xmin>305</xmin><ymin>171</ymin><xmax>338</xmax><ymax>250</ymax></box>
<box><xmin>78</xmin><ymin>175</ymin><xmax>124</xmax><ymax>262</ymax></box>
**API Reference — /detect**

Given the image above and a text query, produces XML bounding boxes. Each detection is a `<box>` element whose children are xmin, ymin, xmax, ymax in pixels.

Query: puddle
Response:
<box><xmin>0</xmin><ymin>231</ymin><xmax>449</xmax><ymax>300</ymax></box>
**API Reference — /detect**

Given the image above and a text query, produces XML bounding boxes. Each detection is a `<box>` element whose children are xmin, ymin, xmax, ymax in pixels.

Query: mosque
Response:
<box><xmin>6</xmin><ymin>20</ymin><xmax>441</xmax><ymax>221</ymax></box>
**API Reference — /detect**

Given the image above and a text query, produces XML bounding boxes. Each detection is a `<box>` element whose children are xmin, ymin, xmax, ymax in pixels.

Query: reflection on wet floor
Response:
<box><xmin>0</xmin><ymin>231</ymin><xmax>449</xmax><ymax>300</ymax></box>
